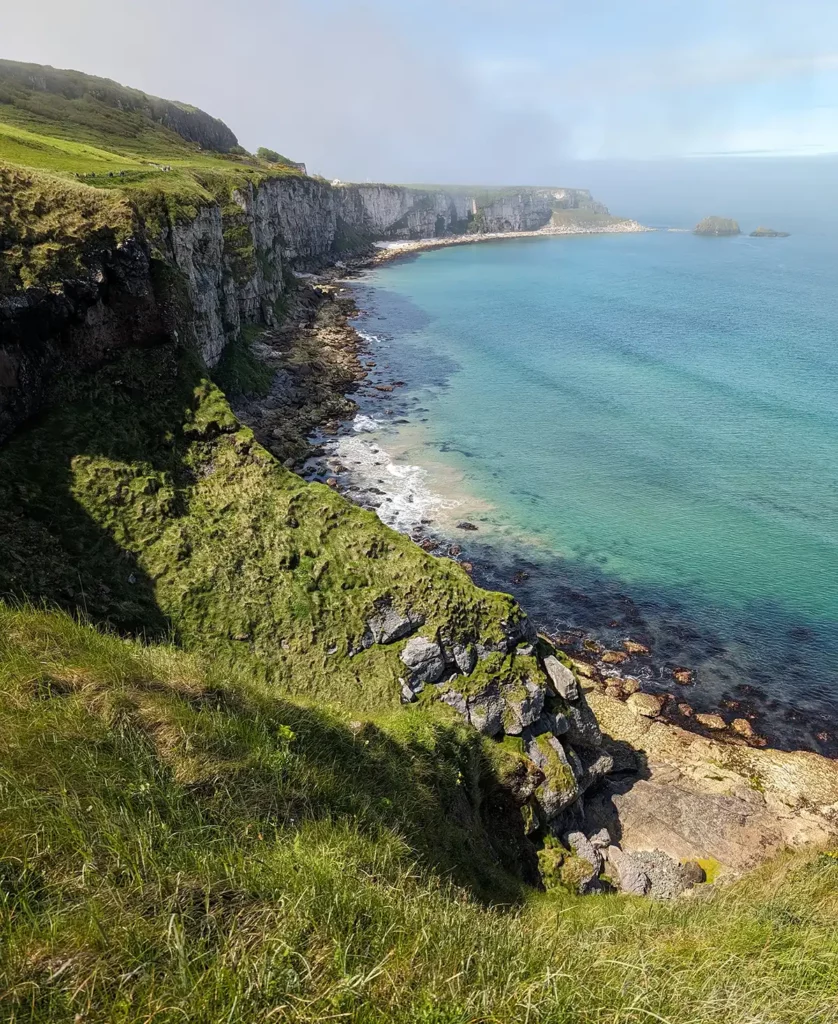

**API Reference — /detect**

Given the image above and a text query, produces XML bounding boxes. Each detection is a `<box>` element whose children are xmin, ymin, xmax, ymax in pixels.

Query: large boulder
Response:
<box><xmin>364</xmin><ymin>601</ymin><xmax>424</xmax><ymax>646</ymax></box>
<box><xmin>565</xmin><ymin>696</ymin><xmax>603</xmax><ymax>749</ymax></box>
<box><xmin>502</xmin><ymin>677</ymin><xmax>546</xmax><ymax>735</ymax></box>
<box><xmin>400</xmin><ymin>635</ymin><xmax>446</xmax><ymax>686</ymax></box>
<box><xmin>525</xmin><ymin>731</ymin><xmax>580</xmax><ymax>820</ymax></box>
<box><xmin>542</xmin><ymin>655</ymin><xmax>578</xmax><ymax>701</ymax></box>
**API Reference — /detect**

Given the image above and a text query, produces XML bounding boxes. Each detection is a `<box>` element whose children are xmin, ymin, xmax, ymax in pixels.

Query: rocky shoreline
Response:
<box><xmin>230</xmin><ymin>239</ymin><xmax>838</xmax><ymax>895</ymax></box>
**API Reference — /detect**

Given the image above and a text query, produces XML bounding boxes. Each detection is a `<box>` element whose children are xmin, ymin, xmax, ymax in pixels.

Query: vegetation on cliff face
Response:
<box><xmin>0</xmin><ymin>342</ymin><xmax>522</xmax><ymax>712</ymax></box>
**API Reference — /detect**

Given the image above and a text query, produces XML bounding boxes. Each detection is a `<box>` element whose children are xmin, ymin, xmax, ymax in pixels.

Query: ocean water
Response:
<box><xmin>316</xmin><ymin>215</ymin><xmax>838</xmax><ymax>745</ymax></box>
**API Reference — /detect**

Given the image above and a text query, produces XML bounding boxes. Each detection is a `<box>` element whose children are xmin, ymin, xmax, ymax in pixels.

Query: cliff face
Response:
<box><xmin>0</xmin><ymin>175</ymin><xmax>610</xmax><ymax>435</ymax></box>
<box><xmin>162</xmin><ymin>180</ymin><xmax>610</xmax><ymax>367</ymax></box>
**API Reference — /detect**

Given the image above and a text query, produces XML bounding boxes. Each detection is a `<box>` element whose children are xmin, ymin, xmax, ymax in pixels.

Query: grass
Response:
<box><xmin>0</xmin><ymin>341</ymin><xmax>523</xmax><ymax>714</ymax></box>
<box><xmin>2</xmin><ymin>604</ymin><xmax>838</xmax><ymax>1023</ymax></box>
<box><xmin>0</xmin><ymin>61</ymin><xmax>304</xmax><ymax>294</ymax></box>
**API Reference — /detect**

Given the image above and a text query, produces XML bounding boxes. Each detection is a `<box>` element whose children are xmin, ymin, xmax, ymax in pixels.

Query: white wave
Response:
<box><xmin>322</xmin><ymin>434</ymin><xmax>458</xmax><ymax>534</ymax></box>
<box><xmin>356</xmin><ymin>330</ymin><xmax>384</xmax><ymax>345</ymax></box>
<box><xmin>352</xmin><ymin>414</ymin><xmax>381</xmax><ymax>432</ymax></box>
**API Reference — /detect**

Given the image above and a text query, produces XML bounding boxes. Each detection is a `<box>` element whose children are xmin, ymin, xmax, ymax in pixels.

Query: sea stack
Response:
<box><xmin>750</xmin><ymin>226</ymin><xmax>790</xmax><ymax>237</ymax></box>
<box><xmin>694</xmin><ymin>216</ymin><xmax>741</xmax><ymax>236</ymax></box>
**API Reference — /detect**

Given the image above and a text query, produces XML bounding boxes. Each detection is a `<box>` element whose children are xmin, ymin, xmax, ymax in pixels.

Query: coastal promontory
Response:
<box><xmin>694</xmin><ymin>216</ymin><xmax>741</xmax><ymax>236</ymax></box>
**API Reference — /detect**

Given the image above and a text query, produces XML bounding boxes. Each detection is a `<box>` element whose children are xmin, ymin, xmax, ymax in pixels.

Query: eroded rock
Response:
<box><xmin>543</xmin><ymin>655</ymin><xmax>578</xmax><ymax>701</ymax></box>
<box><xmin>365</xmin><ymin>601</ymin><xmax>424</xmax><ymax>646</ymax></box>
<box><xmin>400</xmin><ymin>635</ymin><xmax>446</xmax><ymax>685</ymax></box>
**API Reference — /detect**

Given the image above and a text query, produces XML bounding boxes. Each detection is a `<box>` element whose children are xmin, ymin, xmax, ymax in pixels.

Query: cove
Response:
<box><xmin>344</xmin><ymin>230</ymin><xmax>838</xmax><ymax>743</ymax></box>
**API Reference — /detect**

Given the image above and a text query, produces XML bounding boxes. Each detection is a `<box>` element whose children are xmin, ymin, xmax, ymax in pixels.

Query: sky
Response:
<box><xmin>4</xmin><ymin>0</ymin><xmax>838</xmax><ymax>184</ymax></box>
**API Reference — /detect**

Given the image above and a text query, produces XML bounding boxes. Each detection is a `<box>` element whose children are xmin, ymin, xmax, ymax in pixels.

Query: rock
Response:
<box><xmin>568</xmin><ymin>658</ymin><xmax>599</xmax><ymax>680</ymax></box>
<box><xmin>574</xmin><ymin>748</ymin><xmax>615</xmax><ymax>791</ymax></box>
<box><xmin>694</xmin><ymin>216</ymin><xmax>740</xmax><ymax>236</ymax></box>
<box><xmin>566</xmin><ymin>831</ymin><xmax>602</xmax><ymax>873</ymax></box>
<box><xmin>589</xmin><ymin>827</ymin><xmax>611</xmax><ymax>850</ymax></box>
<box><xmin>623</xmin><ymin>640</ymin><xmax>650</xmax><ymax>655</ymax></box>
<box><xmin>400</xmin><ymin>636</ymin><xmax>446</xmax><ymax>685</ymax></box>
<box><xmin>731</xmin><ymin>717</ymin><xmax>756</xmax><ymax>739</ymax></box>
<box><xmin>681</xmin><ymin>860</ymin><xmax>707</xmax><ymax>885</ymax></box>
<box><xmin>450</xmin><ymin>642</ymin><xmax>477</xmax><ymax>675</ymax></box>
<box><xmin>565</xmin><ymin>697</ymin><xmax>603</xmax><ymax>748</ymax></box>
<box><xmin>604</xmin><ymin>684</ymin><xmax>625</xmax><ymax>700</ymax></box>
<box><xmin>677</xmin><ymin>702</ymin><xmax>695</xmax><ymax>717</ymax></box>
<box><xmin>626</xmin><ymin>691</ymin><xmax>666</xmax><ymax>718</ymax></box>
<box><xmin>365</xmin><ymin>601</ymin><xmax>425</xmax><ymax>646</ymax></box>
<box><xmin>672</xmin><ymin>667</ymin><xmax>693</xmax><ymax>685</ymax></box>
<box><xmin>618</xmin><ymin>850</ymin><xmax>695</xmax><ymax>899</ymax></box>
<box><xmin>542</xmin><ymin>655</ymin><xmax>578</xmax><ymax>701</ymax></box>
<box><xmin>399</xmin><ymin>678</ymin><xmax>417</xmax><ymax>704</ymax></box>
<box><xmin>525</xmin><ymin>732</ymin><xmax>580</xmax><ymax>819</ymax></box>
<box><xmin>466</xmin><ymin>684</ymin><xmax>505</xmax><ymax>737</ymax></box>
<box><xmin>601</xmin><ymin>650</ymin><xmax>629</xmax><ymax>665</ymax></box>
<box><xmin>586</xmin><ymin>688</ymin><xmax>838</xmax><ymax>873</ymax></box>
<box><xmin>607</xmin><ymin>846</ymin><xmax>651</xmax><ymax>896</ymax></box>
<box><xmin>439</xmin><ymin>687</ymin><xmax>467</xmax><ymax>719</ymax></box>
<box><xmin>503</xmin><ymin>678</ymin><xmax>547</xmax><ymax>735</ymax></box>
<box><xmin>749</xmin><ymin>226</ymin><xmax>790</xmax><ymax>238</ymax></box>
<box><xmin>456</xmin><ymin>521</ymin><xmax>479</xmax><ymax>531</ymax></box>
<box><xmin>621</xmin><ymin>677</ymin><xmax>641</xmax><ymax>695</ymax></box>
<box><xmin>695</xmin><ymin>712</ymin><xmax>727</xmax><ymax>731</ymax></box>
<box><xmin>544</xmin><ymin>709</ymin><xmax>570</xmax><ymax>738</ymax></box>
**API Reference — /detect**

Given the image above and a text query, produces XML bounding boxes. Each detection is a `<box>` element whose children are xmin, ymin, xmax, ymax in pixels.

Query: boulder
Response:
<box><xmin>525</xmin><ymin>731</ymin><xmax>580</xmax><ymax>819</ymax></box>
<box><xmin>543</xmin><ymin>655</ymin><xmax>578</xmax><ymax>701</ymax></box>
<box><xmin>400</xmin><ymin>636</ymin><xmax>446</xmax><ymax>685</ymax></box>
<box><xmin>695</xmin><ymin>712</ymin><xmax>727</xmax><ymax>731</ymax></box>
<box><xmin>565</xmin><ymin>696</ymin><xmax>603</xmax><ymax>748</ymax></box>
<box><xmin>731</xmin><ymin>717</ymin><xmax>756</xmax><ymax>739</ymax></box>
<box><xmin>466</xmin><ymin>684</ymin><xmax>505</xmax><ymax>736</ymax></box>
<box><xmin>502</xmin><ymin>678</ymin><xmax>546</xmax><ymax>735</ymax></box>
<box><xmin>364</xmin><ymin>601</ymin><xmax>424</xmax><ymax>646</ymax></box>
<box><xmin>450</xmin><ymin>642</ymin><xmax>477</xmax><ymax>675</ymax></box>
<box><xmin>606</xmin><ymin>846</ymin><xmax>650</xmax><ymax>896</ymax></box>
<box><xmin>623</xmin><ymin>640</ymin><xmax>650</xmax><ymax>655</ymax></box>
<box><xmin>626</xmin><ymin>691</ymin><xmax>666</xmax><ymax>718</ymax></box>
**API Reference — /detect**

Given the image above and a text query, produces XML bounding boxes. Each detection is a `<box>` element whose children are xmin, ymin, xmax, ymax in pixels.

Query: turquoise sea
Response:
<box><xmin>319</xmin><ymin>185</ymin><xmax>838</xmax><ymax>748</ymax></box>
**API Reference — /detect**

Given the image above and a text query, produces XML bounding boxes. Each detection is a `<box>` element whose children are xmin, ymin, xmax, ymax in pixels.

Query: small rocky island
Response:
<box><xmin>694</xmin><ymin>216</ymin><xmax>741</xmax><ymax>236</ymax></box>
<box><xmin>750</xmin><ymin>226</ymin><xmax>790</xmax><ymax>237</ymax></box>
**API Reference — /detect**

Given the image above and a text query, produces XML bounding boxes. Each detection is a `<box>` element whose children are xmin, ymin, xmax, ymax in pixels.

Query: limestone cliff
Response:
<box><xmin>0</xmin><ymin>174</ymin><xmax>616</xmax><ymax>432</ymax></box>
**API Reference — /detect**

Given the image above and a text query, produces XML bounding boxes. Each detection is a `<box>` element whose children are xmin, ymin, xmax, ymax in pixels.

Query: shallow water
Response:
<box><xmin>317</xmin><ymin>228</ymin><xmax>838</xmax><ymax>742</ymax></box>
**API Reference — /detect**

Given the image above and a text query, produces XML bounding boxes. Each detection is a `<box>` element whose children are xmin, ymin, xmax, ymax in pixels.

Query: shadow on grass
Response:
<box><xmin>0</xmin><ymin>342</ymin><xmax>212</xmax><ymax>639</ymax></box>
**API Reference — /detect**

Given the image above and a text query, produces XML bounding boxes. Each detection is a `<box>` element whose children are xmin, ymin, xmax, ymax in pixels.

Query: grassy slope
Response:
<box><xmin>2</xmin><ymin>604</ymin><xmax>838</xmax><ymax>1024</ymax></box>
<box><xmin>0</xmin><ymin>64</ymin><xmax>302</xmax><ymax>294</ymax></box>
<box><xmin>0</xmin><ymin>343</ymin><xmax>527</xmax><ymax>710</ymax></box>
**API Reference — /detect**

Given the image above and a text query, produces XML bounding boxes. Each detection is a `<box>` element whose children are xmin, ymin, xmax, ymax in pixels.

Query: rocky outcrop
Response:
<box><xmin>694</xmin><ymin>216</ymin><xmax>740</xmax><ymax>236</ymax></box>
<box><xmin>750</xmin><ymin>226</ymin><xmax>790</xmax><ymax>238</ymax></box>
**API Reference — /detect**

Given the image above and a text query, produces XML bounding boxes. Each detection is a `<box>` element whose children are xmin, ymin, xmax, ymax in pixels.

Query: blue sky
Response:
<box><xmin>6</xmin><ymin>0</ymin><xmax>838</xmax><ymax>180</ymax></box>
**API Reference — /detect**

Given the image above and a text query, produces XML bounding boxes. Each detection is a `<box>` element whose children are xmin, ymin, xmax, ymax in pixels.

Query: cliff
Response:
<box><xmin>1</xmin><ymin>168</ymin><xmax>621</xmax><ymax>436</ymax></box>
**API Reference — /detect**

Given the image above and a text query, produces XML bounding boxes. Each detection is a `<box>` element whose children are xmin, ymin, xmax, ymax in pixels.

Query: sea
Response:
<box><xmin>307</xmin><ymin>157</ymin><xmax>838</xmax><ymax>751</ymax></box>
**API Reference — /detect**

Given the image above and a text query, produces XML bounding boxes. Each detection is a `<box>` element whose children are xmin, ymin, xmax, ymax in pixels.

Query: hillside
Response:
<box><xmin>1</xmin><ymin>61</ymin><xmax>837</xmax><ymax>1023</ymax></box>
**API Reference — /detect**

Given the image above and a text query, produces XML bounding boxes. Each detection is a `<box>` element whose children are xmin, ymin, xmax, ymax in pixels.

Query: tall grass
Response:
<box><xmin>1</xmin><ymin>605</ymin><xmax>837</xmax><ymax>1023</ymax></box>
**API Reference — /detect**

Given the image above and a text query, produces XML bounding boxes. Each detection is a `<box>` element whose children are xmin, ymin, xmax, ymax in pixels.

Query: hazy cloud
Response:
<box><xmin>4</xmin><ymin>0</ymin><xmax>838</xmax><ymax>172</ymax></box>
